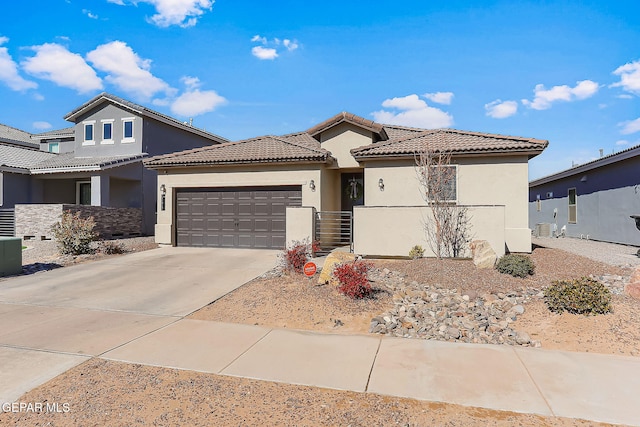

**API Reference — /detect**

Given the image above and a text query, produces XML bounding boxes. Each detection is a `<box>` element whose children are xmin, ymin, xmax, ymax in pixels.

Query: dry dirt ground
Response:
<box><xmin>1</xmin><ymin>244</ymin><xmax>636</xmax><ymax>426</ymax></box>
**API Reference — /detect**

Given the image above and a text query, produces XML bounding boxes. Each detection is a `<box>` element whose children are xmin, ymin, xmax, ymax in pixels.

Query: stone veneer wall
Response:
<box><xmin>15</xmin><ymin>204</ymin><xmax>142</xmax><ymax>240</ymax></box>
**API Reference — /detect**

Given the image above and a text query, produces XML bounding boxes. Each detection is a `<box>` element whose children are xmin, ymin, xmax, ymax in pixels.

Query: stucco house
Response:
<box><xmin>0</xmin><ymin>93</ymin><xmax>227</xmax><ymax>238</ymax></box>
<box><xmin>145</xmin><ymin>112</ymin><xmax>547</xmax><ymax>257</ymax></box>
<box><xmin>529</xmin><ymin>144</ymin><xmax>640</xmax><ymax>246</ymax></box>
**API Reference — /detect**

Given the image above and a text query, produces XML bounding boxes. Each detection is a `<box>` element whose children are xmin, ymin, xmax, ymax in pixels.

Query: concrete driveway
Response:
<box><xmin>0</xmin><ymin>246</ymin><xmax>278</xmax><ymax>404</ymax></box>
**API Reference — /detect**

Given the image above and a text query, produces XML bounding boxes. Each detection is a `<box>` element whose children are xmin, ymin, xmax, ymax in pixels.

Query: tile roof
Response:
<box><xmin>145</xmin><ymin>132</ymin><xmax>333</xmax><ymax>168</ymax></box>
<box><xmin>0</xmin><ymin>123</ymin><xmax>39</xmax><ymax>148</ymax></box>
<box><xmin>29</xmin><ymin>153</ymin><xmax>147</xmax><ymax>174</ymax></box>
<box><xmin>63</xmin><ymin>92</ymin><xmax>229</xmax><ymax>144</ymax></box>
<box><xmin>351</xmin><ymin>128</ymin><xmax>548</xmax><ymax>159</ymax></box>
<box><xmin>145</xmin><ymin>113</ymin><xmax>548</xmax><ymax>168</ymax></box>
<box><xmin>32</xmin><ymin>127</ymin><xmax>75</xmax><ymax>141</ymax></box>
<box><xmin>307</xmin><ymin>112</ymin><xmax>387</xmax><ymax>140</ymax></box>
<box><xmin>0</xmin><ymin>142</ymin><xmax>58</xmax><ymax>170</ymax></box>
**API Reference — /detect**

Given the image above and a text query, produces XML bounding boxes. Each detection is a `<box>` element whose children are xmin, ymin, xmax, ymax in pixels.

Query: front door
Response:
<box><xmin>341</xmin><ymin>172</ymin><xmax>364</xmax><ymax>212</ymax></box>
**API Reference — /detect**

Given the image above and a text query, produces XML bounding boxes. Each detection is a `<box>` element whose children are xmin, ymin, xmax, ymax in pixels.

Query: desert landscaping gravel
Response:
<box><xmin>3</xmin><ymin>237</ymin><xmax>638</xmax><ymax>426</ymax></box>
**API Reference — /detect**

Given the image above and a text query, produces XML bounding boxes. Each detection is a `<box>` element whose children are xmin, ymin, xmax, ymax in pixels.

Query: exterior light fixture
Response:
<box><xmin>160</xmin><ymin>184</ymin><xmax>166</xmax><ymax>211</ymax></box>
<box><xmin>309</xmin><ymin>180</ymin><xmax>316</xmax><ymax>191</ymax></box>
<box><xmin>378</xmin><ymin>178</ymin><xmax>384</xmax><ymax>190</ymax></box>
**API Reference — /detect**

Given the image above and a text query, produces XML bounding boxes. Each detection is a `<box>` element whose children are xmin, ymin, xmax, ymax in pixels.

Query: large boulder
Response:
<box><xmin>470</xmin><ymin>240</ymin><xmax>497</xmax><ymax>269</ymax></box>
<box><xmin>317</xmin><ymin>251</ymin><xmax>357</xmax><ymax>285</ymax></box>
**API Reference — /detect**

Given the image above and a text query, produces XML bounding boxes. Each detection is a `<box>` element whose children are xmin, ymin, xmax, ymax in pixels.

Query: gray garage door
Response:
<box><xmin>176</xmin><ymin>186</ymin><xmax>302</xmax><ymax>249</ymax></box>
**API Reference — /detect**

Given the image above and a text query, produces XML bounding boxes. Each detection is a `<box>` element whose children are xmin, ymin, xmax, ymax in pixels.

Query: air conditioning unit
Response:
<box><xmin>534</xmin><ymin>223</ymin><xmax>553</xmax><ymax>238</ymax></box>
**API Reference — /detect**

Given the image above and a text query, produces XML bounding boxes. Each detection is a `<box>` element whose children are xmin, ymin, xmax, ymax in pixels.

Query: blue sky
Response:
<box><xmin>1</xmin><ymin>0</ymin><xmax>639</xmax><ymax>179</ymax></box>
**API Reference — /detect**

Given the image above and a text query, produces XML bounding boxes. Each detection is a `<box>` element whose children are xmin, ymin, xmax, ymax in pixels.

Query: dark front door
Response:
<box><xmin>176</xmin><ymin>186</ymin><xmax>302</xmax><ymax>249</ymax></box>
<box><xmin>341</xmin><ymin>173</ymin><xmax>364</xmax><ymax>212</ymax></box>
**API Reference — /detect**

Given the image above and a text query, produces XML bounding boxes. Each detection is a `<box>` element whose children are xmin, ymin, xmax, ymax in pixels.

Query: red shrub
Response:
<box><xmin>282</xmin><ymin>240</ymin><xmax>321</xmax><ymax>273</ymax></box>
<box><xmin>284</xmin><ymin>244</ymin><xmax>308</xmax><ymax>273</ymax></box>
<box><xmin>333</xmin><ymin>260</ymin><xmax>372</xmax><ymax>299</ymax></box>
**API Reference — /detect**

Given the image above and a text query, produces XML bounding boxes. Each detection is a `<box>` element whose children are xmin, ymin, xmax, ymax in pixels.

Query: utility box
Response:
<box><xmin>0</xmin><ymin>237</ymin><xmax>22</xmax><ymax>276</ymax></box>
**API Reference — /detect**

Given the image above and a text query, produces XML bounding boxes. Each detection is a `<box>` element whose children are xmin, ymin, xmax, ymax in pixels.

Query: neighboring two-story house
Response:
<box><xmin>0</xmin><ymin>93</ymin><xmax>227</xmax><ymax>238</ymax></box>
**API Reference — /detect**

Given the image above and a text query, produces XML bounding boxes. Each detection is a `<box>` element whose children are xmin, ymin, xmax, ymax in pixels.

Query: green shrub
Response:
<box><xmin>495</xmin><ymin>254</ymin><xmax>535</xmax><ymax>278</ymax></box>
<box><xmin>409</xmin><ymin>245</ymin><xmax>425</xmax><ymax>260</ymax></box>
<box><xmin>51</xmin><ymin>211</ymin><xmax>98</xmax><ymax>255</ymax></box>
<box><xmin>544</xmin><ymin>277</ymin><xmax>612</xmax><ymax>315</ymax></box>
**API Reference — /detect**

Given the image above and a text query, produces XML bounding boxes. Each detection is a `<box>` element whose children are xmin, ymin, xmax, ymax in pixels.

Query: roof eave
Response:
<box><xmin>145</xmin><ymin>157</ymin><xmax>333</xmax><ymax>170</ymax></box>
<box><xmin>353</xmin><ymin>148</ymin><xmax>546</xmax><ymax>161</ymax></box>
<box><xmin>30</xmin><ymin>156</ymin><xmax>144</xmax><ymax>175</ymax></box>
<box><xmin>530</xmin><ymin>144</ymin><xmax>640</xmax><ymax>187</ymax></box>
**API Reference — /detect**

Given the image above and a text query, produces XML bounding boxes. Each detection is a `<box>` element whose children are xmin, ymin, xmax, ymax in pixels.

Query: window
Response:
<box><xmin>122</xmin><ymin>118</ymin><xmax>135</xmax><ymax>142</ymax></box>
<box><xmin>101</xmin><ymin>120</ymin><xmax>114</xmax><ymax>144</ymax></box>
<box><xmin>546</xmin><ymin>192</ymin><xmax>553</xmax><ymax>198</ymax></box>
<box><xmin>48</xmin><ymin>142</ymin><xmax>59</xmax><ymax>153</ymax></box>
<box><xmin>76</xmin><ymin>181</ymin><xmax>91</xmax><ymax>205</ymax></box>
<box><xmin>427</xmin><ymin>165</ymin><xmax>457</xmax><ymax>202</ymax></box>
<box><xmin>536</xmin><ymin>195</ymin><xmax>541</xmax><ymax>212</ymax></box>
<box><xmin>83</xmin><ymin>121</ymin><xmax>95</xmax><ymax>145</ymax></box>
<box><xmin>568</xmin><ymin>188</ymin><xmax>577</xmax><ymax>224</ymax></box>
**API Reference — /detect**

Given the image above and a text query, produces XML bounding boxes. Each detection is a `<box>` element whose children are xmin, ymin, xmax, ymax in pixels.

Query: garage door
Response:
<box><xmin>176</xmin><ymin>186</ymin><xmax>302</xmax><ymax>249</ymax></box>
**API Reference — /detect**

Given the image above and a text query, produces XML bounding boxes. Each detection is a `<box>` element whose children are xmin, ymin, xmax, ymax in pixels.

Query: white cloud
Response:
<box><xmin>615</xmin><ymin>139</ymin><xmax>629</xmax><ymax>146</ymax></box>
<box><xmin>86</xmin><ymin>40</ymin><xmax>172</xmax><ymax>100</ymax></box>
<box><xmin>170</xmin><ymin>89</ymin><xmax>226</xmax><ymax>116</ymax></box>
<box><xmin>82</xmin><ymin>9</ymin><xmax>99</xmax><ymax>19</ymax></box>
<box><xmin>283</xmin><ymin>39</ymin><xmax>299</xmax><ymax>52</ymax></box>
<box><xmin>32</xmin><ymin>121</ymin><xmax>52</xmax><ymax>130</ymax></box>
<box><xmin>423</xmin><ymin>91</ymin><xmax>454</xmax><ymax>105</ymax></box>
<box><xmin>0</xmin><ymin>37</ymin><xmax>38</xmax><ymax>91</ymax></box>
<box><xmin>251</xmin><ymin>35</ymin><xmax>267</xmax><ymax>44</ymax></box>
<box><xmin>485</xmin><ymin>99</ymin><xmax>518</xmax><ymax>119</ymax></box>
<box><xmin>371</xmin><ymin>94</ymin><xmax>453</xmax><ymax>128</ymax></box>
<box><xmin>611</xmin><ymin>60</ymin><xmax>640</xmax><ymax>95</ymax></box>
<box><xmin>522</xmin><ymin>80</ymin><xmax>599</xmax><ymax>110</ymax></box>
<box><xmin>617</xmin><ymin>94</ymin><xmax>633</xmax><ymax>99</ymax></box>
<box><xmin>251</xmin><ymin>35</ymin><xmax>299</xmax><ymax>60</ymax></box>
<box><xmin>619</xmin><ymin>117</ymin><xmax>640</xmax><ymax>135</ymax></box>
<box><xmin>110</xmin><ymin>0</ymin><xmax>214</xmax><ymax>27</ymax></box>
<box><xmin>251</xmin><ymin>46</ymin><xmax>278</xmax><ymax>60</ymax></box>
<box><xmin>167</xmin><ymin>75</ymin><xmax>227</xmax><ymax>116</ymax></box>
<box><xmin>22</xmin><ymin>43</ymin><xmax>102</xmax><ymax>94</ymax></box>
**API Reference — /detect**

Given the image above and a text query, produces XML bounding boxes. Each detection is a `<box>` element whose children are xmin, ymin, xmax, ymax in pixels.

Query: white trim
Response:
<box><xmin>82</xmin><ymin>121</ymin><xmax>96</xmax><ymax>146</ymax></box>
<box><xmin>568</xmin><ymin>187</ymin><xmax>577</xmax><ymax>224</ymax></box>
<box><xmin>76</xmin><ymin>180</ymin><xmax>91</xmax><ymax>205</ymax></box>
<box><xmin>122</xmin><ymin>118</ymin><xmax>135</xmax><ymax>143</ymax></box>
<box><xmin>101</xmin><ymin>120</ymin><xmax>114</xmax><ymax>144</ymax></box>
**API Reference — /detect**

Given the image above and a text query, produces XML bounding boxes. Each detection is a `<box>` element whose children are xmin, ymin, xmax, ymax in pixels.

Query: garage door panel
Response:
<box><xmin>238</xmin><ymin>202</ymin><xmax>253</xmax><ymax>215</ymax></box>
<box><xmin>176</xmin><ymin>186</ymin><xmax>301</xmax><ymax>249</ymax></box>
<box><xmin>271</xmin><ymin>202</ymin><xmax>286</xmax><ymax>216</ymax></box>
<box><xmin>271</xmin><ymin>218</ymin><xmax>286</xmax><ymax>232</ymax></box>
<box><xmin>254</xmin><ymin>219</ymin><xmax>268</xmax><ymax>232</ymax></box>
<box><xmin>237</xmin><ymin>218</ymin><xmax>253</xmax><ymax>232</ymax></box>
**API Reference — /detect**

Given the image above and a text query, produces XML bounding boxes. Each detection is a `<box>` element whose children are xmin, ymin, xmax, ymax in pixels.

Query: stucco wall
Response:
<box><xmin>0</xmin><ymin>172</ymin><xmax>31</xmax><ymax>208</ymax></box>
<box><xmin>529</xmin><ymin>156</ymin><xmax>640</xmax><ymax>246</ymax></box>
<box><xmin>363</xmin><ymin>156</ymin><xmax>531</xmax><ymax>252</ymax></box>
<box><xmin>154</xmin><ymin>165</ymin><xmax>324</xmax><ymax>245</ymax></box>
<box><xmin>73</xmin><ymin>103</ymin><xmax>144</xmax><ymax>157</ymax></box>
<box><xmin>320</xmin><ymin>122</ymin><xmax>372</xmax><ymax>169</ymax></box>
<box><xmin>353</xmin><ymin>205</ymin><xmax>506</xmax><ymax>257</ymax></box>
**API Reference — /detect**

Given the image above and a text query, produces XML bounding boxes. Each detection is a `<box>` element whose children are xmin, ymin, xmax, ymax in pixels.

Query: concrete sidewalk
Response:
<box><xmin>102</xmin><ymin>319</ymin><xmax>640</xmax><ymax>426</ymax></box>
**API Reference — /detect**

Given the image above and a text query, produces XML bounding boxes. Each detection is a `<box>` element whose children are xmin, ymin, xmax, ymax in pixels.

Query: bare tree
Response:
<box><xmin>415</xmin><ymin>137</ymin><xmax>471</xmax><ymax>259</ymax></box>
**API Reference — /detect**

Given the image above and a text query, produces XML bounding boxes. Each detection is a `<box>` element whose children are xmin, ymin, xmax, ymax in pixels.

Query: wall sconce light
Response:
<box><xmin>378</xmin><ymin>178</ymin><xmax>384</xmax><ymax>191</ymax></box>
<box><xmin>309</xmin><ymin>180</ymin><xmax>316</xmax><ymax>191</ymax></box>
<box><xmin>160</xmin><ymin>184</ymin><xmax>166</xmax><ymax>211</ymax></box>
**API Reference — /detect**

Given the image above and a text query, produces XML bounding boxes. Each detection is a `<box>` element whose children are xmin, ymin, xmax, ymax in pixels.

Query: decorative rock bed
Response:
<box><xmin>367</xmin><ymin>267</ymin><xmax>628</xmax><ymax>347</ymax></box>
